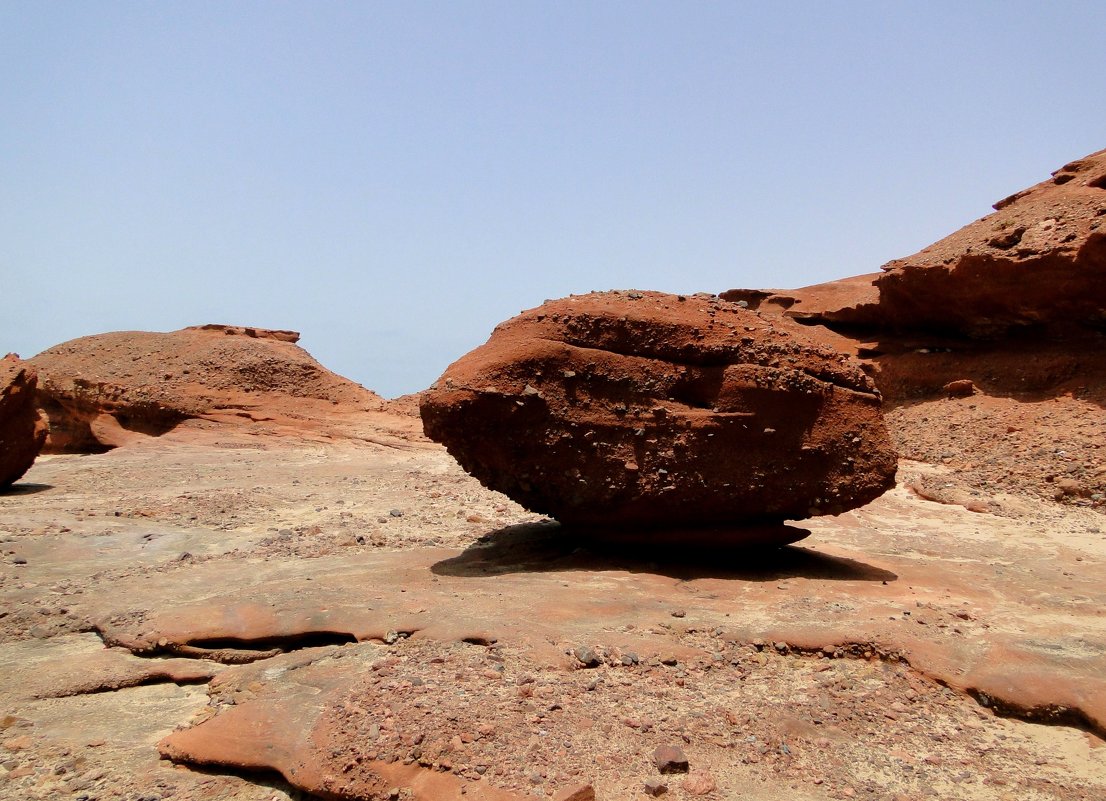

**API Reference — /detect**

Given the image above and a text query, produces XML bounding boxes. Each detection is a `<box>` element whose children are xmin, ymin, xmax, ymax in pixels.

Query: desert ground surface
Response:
<box><xmin>3</xmin><ymin>149</ymin><xmax>1105</xmax><ymax>801</ymax></box>
<box><xmin>2</xmin><ymin>410</ymin><xmax>1104</xmax><ymax>801</ymax></box>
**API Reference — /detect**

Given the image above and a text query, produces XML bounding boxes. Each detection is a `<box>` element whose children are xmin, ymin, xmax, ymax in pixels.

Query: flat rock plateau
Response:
<box><xmin>2</xmin><ymin>421</ymin><xmax>1105</xmax><ymax>801</ymax></box>
<box><xmin>2</xmin><ymin>149</ymin><xmax>1105</xmax><ymax>801</ymax></box>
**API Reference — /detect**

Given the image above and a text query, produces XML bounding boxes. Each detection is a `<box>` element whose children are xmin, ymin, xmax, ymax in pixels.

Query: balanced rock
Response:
<box><xmin>0</xmin><ymin>354</ymin><xmax>48</xmax><ymax>488</ymax></box>
<box><xmin>421</xmin><ymin>291</ymin><xmax>897</xmax><ymax>529</ymax></box>
<box><xmin>31</xmin><ymin>325</ymin><xmax>384</xmax><ymax>452</ymax></box>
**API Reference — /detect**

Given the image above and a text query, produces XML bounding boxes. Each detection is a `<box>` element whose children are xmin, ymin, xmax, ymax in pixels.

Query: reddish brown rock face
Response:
<box><xmin>420</xmin><ymin>291</ymin><xmax>897</xmax><ymax>530</ymax></box>
<box><xmin>875</xmin><ymin>148</ymin><xmax>1106</xmax><ymax>337</ymax></box>
<box><xmin>731</xmin><ymin>148</ymin><xmax>1106</xmax><ymax>340</ymax></box>
<box><xmin>0</xmin><ymin>355</ymin><xmax>47</xmax><ymax>488</ymax></box>
<box><xmin>29</xmin><ymin>324</ymin><xmax>384</xmax><ymax>452</ymax></box>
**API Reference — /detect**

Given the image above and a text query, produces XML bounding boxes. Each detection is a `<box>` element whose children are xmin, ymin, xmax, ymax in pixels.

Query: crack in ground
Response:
<box><xmin>94</xmin><ymin>623</ymin><xmax>418</xmax><ymax>664</ymax></box>
<box><xmin>34</xmin><ymin>672</ymin><xmax>214</xmax><ymax>699</ymax></box>
<box><xmin>763</xmin><ymin>638</ymin><xmax>1106</xmax><ymax>740</ymax></box>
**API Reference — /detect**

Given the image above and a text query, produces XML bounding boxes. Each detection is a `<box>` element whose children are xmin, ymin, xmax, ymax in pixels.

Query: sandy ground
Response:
<box><xmin>1</xmin><ymin>418</ymin><xmax>1105</xmax><ymax>801</ymax></box>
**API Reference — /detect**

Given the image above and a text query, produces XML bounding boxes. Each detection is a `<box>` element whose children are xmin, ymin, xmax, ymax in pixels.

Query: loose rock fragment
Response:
<box><xmin>681</xmin><ymin>771</ymin><xmax>717</xmax><ymax>796</ymax></box>
<box><xmin>573</xmin><ymin>646</ymin><xmax>602</xmax><ymax>668</ymax></box>
<box><xmin>943</xmin><ymin>380</ymin><xmax>976</xmax><ymax>398</ymax></box>
<box><xmin>653</xmin><ymin>744</ymin><xmax>689</xmax><ymax>774</ymax></box>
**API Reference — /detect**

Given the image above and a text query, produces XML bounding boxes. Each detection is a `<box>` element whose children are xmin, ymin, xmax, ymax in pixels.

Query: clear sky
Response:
<box><xmin>3</xmin><ymin>2</ymin><xmax>1104</xmax><ymax>397</ymax></box>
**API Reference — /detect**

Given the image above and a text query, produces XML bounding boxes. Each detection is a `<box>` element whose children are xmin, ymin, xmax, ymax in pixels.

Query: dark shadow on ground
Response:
<box><xmin>170</xmin><ymin>762</ymin><xmax>323</xmax><ymax>801</ymax></box>
<box><xmin>0</xmin><ymin>483</ymin><xmax>53</xmax><ymax>496</ymax></box>
<box><xmin>431</xmin><ymin>521</ymin><xmax>898</xmax><ymax>583</ymax></box>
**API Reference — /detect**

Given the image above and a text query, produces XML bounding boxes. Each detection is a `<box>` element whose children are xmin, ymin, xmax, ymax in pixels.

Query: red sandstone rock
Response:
<box><xmin>680</xmin><ymin>772</ymin><xmax>717</xmax><ymax>796</ymax></box>
<box><xmin>720</xmin><ymin>273</ymin><xmax>883</xmax><ymax>329</ymax></box>
<box><xmin>941</xmin><ymin>379</ymin><xmax>976</xmax><ymax>398</ymax></box>
<box><xmin>726</xmin><ymin>148</ymin><xmax>1106</xmax><ymax>340</ymax></box>
<box><xmin>720</xmin><ymin>148</ymin><xmax>1106</xmax><ymax>508</ymax></box>
<box><xmin>875</xmin><ymin>148</ymin><xmax>1106</xmax><ymax>337</ymax></box>
<box><xmin>421</xmin><ymin>291</ymin><xmax>897</xmax><ymax>530</ymax></box>
<box><xmin>29</xmin><ymin>325</ymin><xmax>384</xmax><ymax>452</ymax></box>
<box><xmin>653</xmin><ymin>744</ymin><xmax>689</xmax><ymax>774</ymax></box>
<box><xmin>0</xmin><ymin>354</ymin><xmax>47</xmax><ymax>488</ymax></box>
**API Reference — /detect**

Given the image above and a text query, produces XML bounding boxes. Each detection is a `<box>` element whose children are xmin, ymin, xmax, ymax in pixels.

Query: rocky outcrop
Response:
<box><xmin>727</xmin><ymin>148</ymin><xmax>1106</xmax><ymax>340</ymax></box>
<box><xmin>421</xmin><ymin>291</ymin><xmax>897</xmax><ymax>531</ymax></box>
<box><xmin>721</xmin><ymin>147</ymin><xmax>1106</xmax><ymax>510</ymax></box>
<box><xmin>30</xmin><ymin>325</ymin><xmax>384</xmax><ymax>452</ymax></box>
<box><xmin>722</xmin><ymin>148</ymin><xmax>1106</xmax><ymax>410</ymax></box>
<box><xmin>876</xmin><ymin>149</ymin><xmax>1106</xmax><ymax>337</ymax></box>
<box><xmin>0</xmin><ymin>355</ymin><xmax>47</xmax><ymax>488</ymax></box>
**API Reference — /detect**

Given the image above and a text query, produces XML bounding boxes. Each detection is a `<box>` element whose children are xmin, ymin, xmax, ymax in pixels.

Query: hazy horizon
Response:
<box><xmin>4</xmin><ymin>3</ymin><xmax>1105</xmax><ymax>397</ymax></box>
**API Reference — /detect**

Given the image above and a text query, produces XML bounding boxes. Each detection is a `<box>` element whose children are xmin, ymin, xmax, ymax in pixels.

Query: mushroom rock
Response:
<box><xmin>30</xmin><ymin>325</ymin><xmax>384</xmax><ymax>452</ymax></box>
<box><xmin>420</xmin><ymin>291</ymin><xmax>897</xmax><ymax>533</ymax></box>
<box><xmin>0</xmin><ymin>354</ymin><xmax>47</xmax><ymax>488</ymax></box>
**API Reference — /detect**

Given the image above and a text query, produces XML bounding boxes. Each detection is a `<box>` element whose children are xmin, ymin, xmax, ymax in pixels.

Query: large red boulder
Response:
<box><xmin>420</xmin><ymin>291</ymin><xmax>897</xmax><ymax>531</ymax></box>
<box><xmin>30</xmin><ymin>325</ymin><xmax>384</xmax><ymax>452</ymax></box>
<box><xmin>0</xmin><ymin>355</ymin><xmax>47</xmax><ymax>488</ymax></box>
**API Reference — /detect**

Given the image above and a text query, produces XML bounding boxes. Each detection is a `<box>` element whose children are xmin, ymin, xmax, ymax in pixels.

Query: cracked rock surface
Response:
<box><xmin>1</xmin><ymin>416</ymin><xmax>1104</xmax><ymax>800</ymax></box>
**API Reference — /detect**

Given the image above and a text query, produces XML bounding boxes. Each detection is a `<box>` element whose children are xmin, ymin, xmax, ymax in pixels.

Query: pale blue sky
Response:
<box><xmin>3</xmin><ymin>2</ymin><xmax>1104</xmax><ymax>397</ymax></box>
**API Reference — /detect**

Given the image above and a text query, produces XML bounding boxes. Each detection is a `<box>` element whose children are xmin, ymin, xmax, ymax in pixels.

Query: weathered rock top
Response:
<box><xmin>724</xmin><ymin>147</ymin><xmax>1106</xmax><ymax>339</ymax></box>
<box><xmin>30</xmin><ymin>325</ymin><xmax>383</xmax><ymax>451</ymax></box>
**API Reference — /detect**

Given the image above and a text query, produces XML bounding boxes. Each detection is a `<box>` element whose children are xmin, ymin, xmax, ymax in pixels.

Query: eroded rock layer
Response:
<box><xmin>721</xmin><ymin>147</ymin><xmax>1106</xmax><ymax>511</ymax></box>
<box><xmin>0</xmin><ymin>354</ymin><xmax>47</xmax><ymax>487</ymax></box>
<box><xmin>877</xmin><ymin>149</ymin><xmax>1106</xmax><ymax>337</ymax></box>
<box><xmin>725</xmin><ymin>147</ymin><xmax>1106</xmax><ymax>339</ymax></box>
<box><xmin>421</xmin><ymin>291</ymin><xmax>897</xmax><ymax>529</ymax></box>
<box><xmin>30</xmin><ymin>324</ymin><xmax>384</xmax><ymax>452</ymax></box>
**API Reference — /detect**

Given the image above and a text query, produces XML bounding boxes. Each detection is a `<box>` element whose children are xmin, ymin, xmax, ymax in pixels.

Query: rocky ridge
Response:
<box><xmin>722</xmin><ymin>148</ymin><xmax>1106</xmax><ymax>513</ymax></box>
<box><xmin>727</xmin><ymin>147</ymin><xmax>1106</xmax><ymax>337</ymax></box>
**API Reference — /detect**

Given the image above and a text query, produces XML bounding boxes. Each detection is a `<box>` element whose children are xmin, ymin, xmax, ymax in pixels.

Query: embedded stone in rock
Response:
<box><xmin>420</xmin><ymin>291</ymin><xmax>897</xmax><ymax>529</ymax></box>
<box><xmin>552</xmin><ymin>785</ymin><xmax>596</xmax><ymax>801</ymax></box>
<box><xmin>0</xmin><ymin>354</ymin><xmax>47</xmax><ymax>488</ymax></box>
